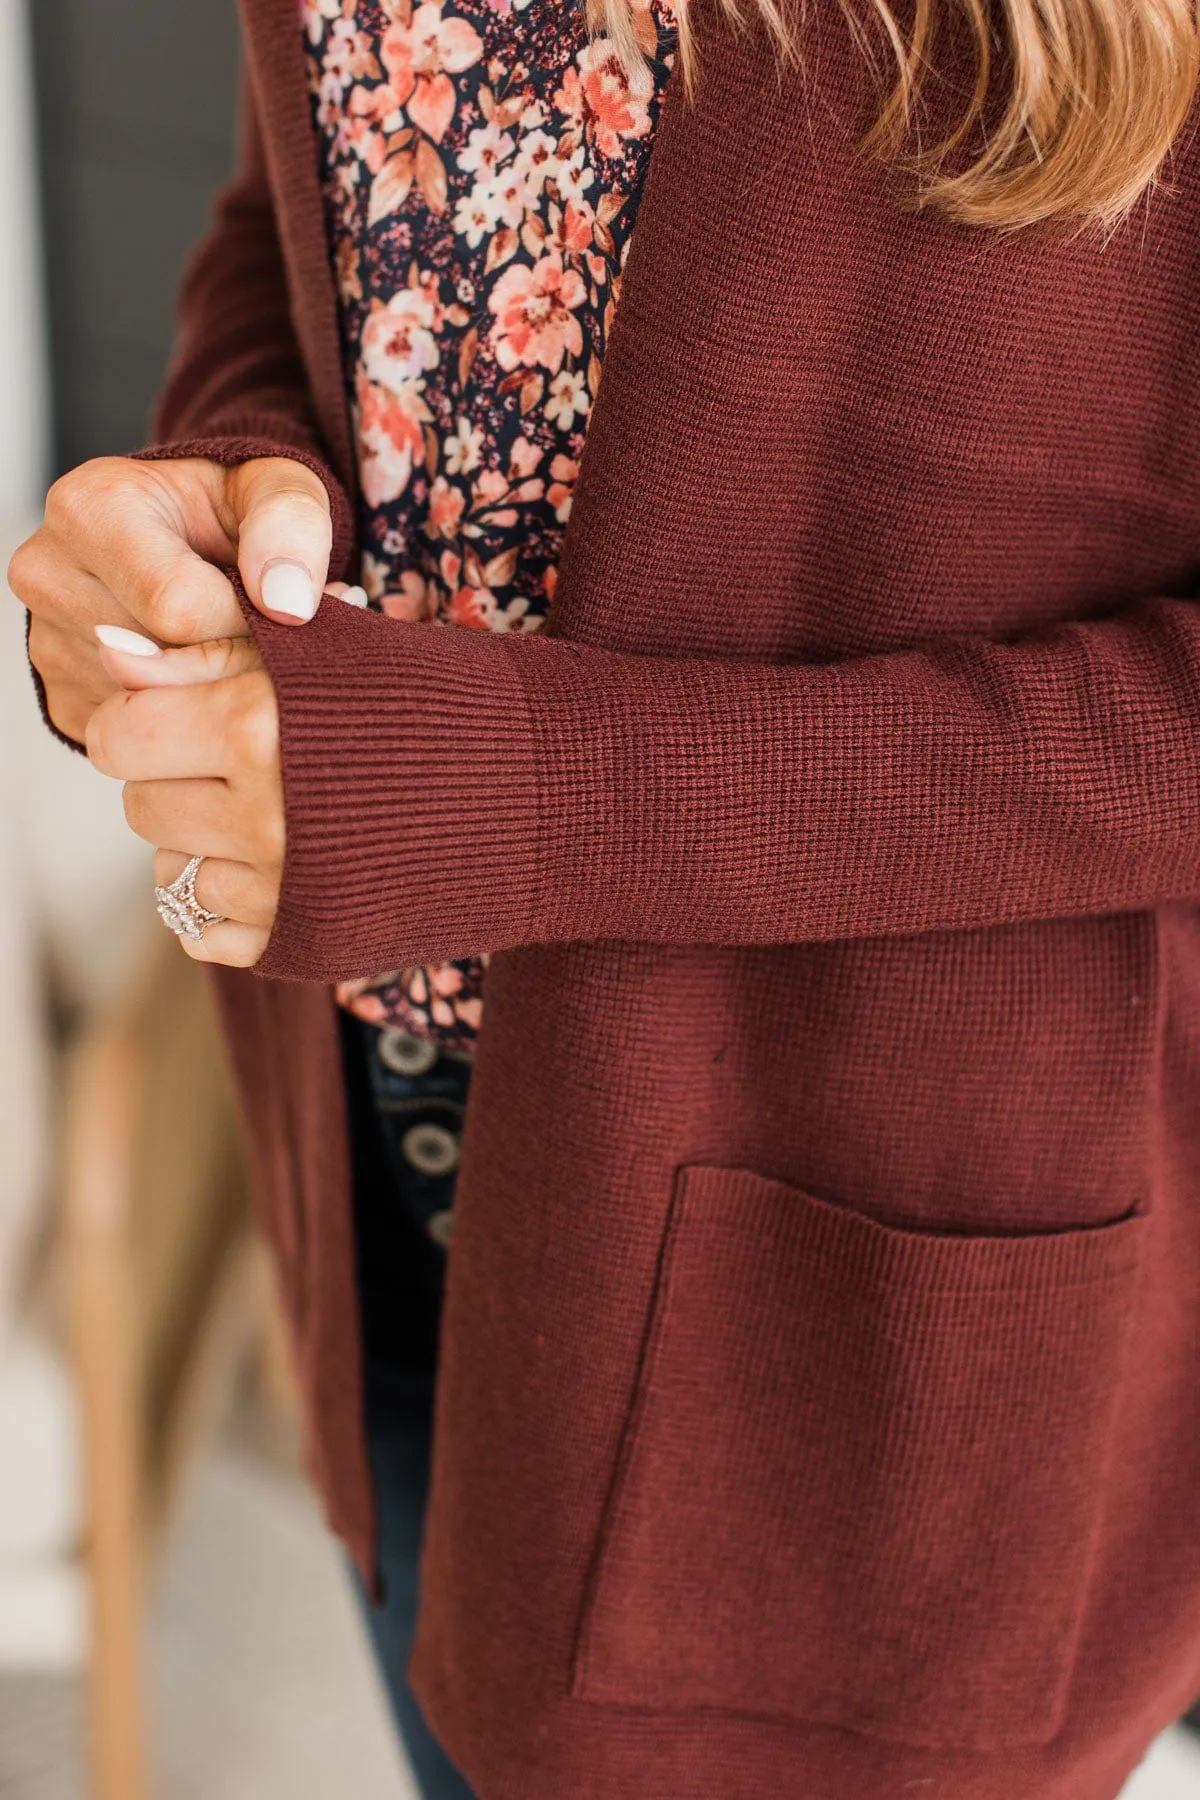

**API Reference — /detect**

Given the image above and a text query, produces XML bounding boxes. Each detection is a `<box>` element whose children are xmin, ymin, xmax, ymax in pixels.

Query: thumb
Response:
<box><xmin>227</xmin><ymin>457</ymin><xmax>333</xmax><ymax>626</ymax></box>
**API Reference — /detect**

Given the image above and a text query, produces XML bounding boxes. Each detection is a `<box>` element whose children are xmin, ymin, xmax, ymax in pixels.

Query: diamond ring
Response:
<box><xmin>154</xmin><ymin>855</ymin><xmax>226</xmax><ymax>941</ymax></box>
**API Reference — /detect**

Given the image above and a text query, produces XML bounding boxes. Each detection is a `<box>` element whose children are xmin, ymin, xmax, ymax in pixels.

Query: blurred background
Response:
<box><xmin>0</xmin><ymin>1</ymin><xmax>1197</xmax><ymax>1797</ymax></box>
<box><xmin>0</xmin><ymin>0</ymin><xmax>418</xmax><ymax>1793</ymax></box>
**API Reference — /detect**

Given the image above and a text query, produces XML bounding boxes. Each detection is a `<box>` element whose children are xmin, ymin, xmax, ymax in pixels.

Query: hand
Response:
<box><xmin>9</xmin><ymin>454</ymin><xmax>333</xmax><ymax>744</ymax></box>
<box><xmin>86</xmin><ymin>631</ymin><xmax>285</xmax><ymax>967</ymax></box>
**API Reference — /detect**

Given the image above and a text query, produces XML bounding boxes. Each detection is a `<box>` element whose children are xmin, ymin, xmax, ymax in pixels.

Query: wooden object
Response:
<box><xmin>61</xmin><ymin>938</ymin><xmax>266</xmax><ymax>1800</ymax></box>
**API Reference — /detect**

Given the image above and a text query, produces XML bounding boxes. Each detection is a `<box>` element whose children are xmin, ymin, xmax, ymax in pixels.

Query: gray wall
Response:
<box><xmin>30</xmin><ymin>0</ymin><xmax>242</xmax><ymax>473</ymax></box>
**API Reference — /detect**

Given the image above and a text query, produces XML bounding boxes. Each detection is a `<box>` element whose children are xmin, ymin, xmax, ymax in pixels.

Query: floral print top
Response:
<box><xmin>301</xmin><ymin>0</ymin><xmax>676</xmax><ymax>1051</ymax></box>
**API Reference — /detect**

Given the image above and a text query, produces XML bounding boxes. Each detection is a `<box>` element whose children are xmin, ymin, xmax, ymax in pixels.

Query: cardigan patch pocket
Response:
<box><xmin>571</xmin><ymin>1164</ymin><xmax>1147</xmax><ymax>1750</ymax></box>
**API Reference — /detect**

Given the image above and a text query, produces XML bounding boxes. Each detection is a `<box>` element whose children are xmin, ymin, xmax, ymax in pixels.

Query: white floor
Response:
<box><xmin>1127</xmin><ymin>1736</ymin><xmax>1200</xmax><ymax>1800</ymax></box>
<box><xmin>0</xmin><ymin>1442</ymin><xmax>418</xmax><ymax>1800</ymax></box>
<box><xmin>1</xmin><ymin>1435</ymin><xmax>1198</xmax><ymax>1799</ymax></box>
<box><xmin>147</xmin><ymin>1447</ymin><xmax>418</xmax><ymax>1800</ymax></box>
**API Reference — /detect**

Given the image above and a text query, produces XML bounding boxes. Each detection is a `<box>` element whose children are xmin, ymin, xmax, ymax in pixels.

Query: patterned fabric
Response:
<box><xmin>301</xmin><ymin>0</ymin><xmax>676</xmax><ymax>1049</ymax></box>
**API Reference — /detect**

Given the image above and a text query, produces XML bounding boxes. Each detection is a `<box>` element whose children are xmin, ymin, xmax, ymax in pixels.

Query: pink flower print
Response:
<box><xmin>555</xmin><ymin>43</ymin><xmax>652</xmax><ymax>160</ymax></box>
<box><xmin>493</xmin><ymin>595</ymin><xmax>535</xmax><ymax>632</ymax></box>
<box><xmin>325</xmin><ymin>20</ymin><xmax>381</xmax><ymax>87</ymax></box>
<box><xmin>508</xmin><ymin>434</ymin><xmax>542</xmax><ymax>479</ymax></box>
<box><xmin>426</xmin><ymin>476</ymin><xmax>466</xmax><ymax>539</ymax></box>
<box><xmin>359</xmin><ymin>550</ymin><xmax>390</xmax><ymax>602</ymax></box>
<box><xmin>302</xmin><ymin>0</ymin><xmax>341</xmax><ymax>47</ymax></box>
<box><xmin>548</xmin><ymin>198</ymin><xmax>593</xmax><ymax>258</ymax></box>
<box><xmin>340</xmin><ymin>94</ymin><xmax>387</xmax><ymax>171</ymax></box>
<box><xmin>486</xmin><ymin>166</ymin><xmax>531</xmax><ymax>230</ymax></box>
<box><xmin>553</xmin><ymin>62</ymin><xmax>585</xmax><ymax>125</ymax></box>
<box><xmin>488</xmin><ymin>254</ymin><xmax>586</xmax><ymax>374</ymax></box>
<box><xmin>381</xmin><ymin>570</ymin><xmax>439</xmax><ymax>621</ymax></box>
<box><xmin>447</xmin><ymin>584</ymin><xmax>533</xmax><ymax>633</ymax></box>
<box><xmin>334</xmin><ymin>982</ymin><xmax>390</xmax><ymax>1025</ymax></box>
<box><xmin>512</xmin><ymin>128</ymin><xmax>559</xmax><ymax>198</ymax></box>
<box><xmin>430</xmin><ymin>963</ymin><xmax>464</xmax><ymax>996</ymax></box>
<box><xmin>427</xmin><ymin>963</ymin><xmax>486</xmax><ymax>1031</ymax></box>
<box><xmin>548</xmin><ymin>452</ymin><xmax>580</xmax><ymax>522</ymax></box>
<box><xmin>449</xmin><ymin>583</ymin><xmax>498</xmax><ymax>628</ymax></box>
<box><xmin>439</xmin><ymin>549</ymin><xmax>463</xmax><ymax>589</ymax></box>
<box><xmin>545</xmin><ymin>368</ymin><xmax>588</xmax><ymax>430</ymax></box>
<box><xmin>359</xmin><ymin>285</ymin><xmax>441</xmax><ymax>394</ymax></box>
<box><xmin>470</xmin><ymin>467</ymin><xmax>517</xmax><ymax>528</ymax></box>
<box><xmin>323</xmin><ymin>26</ymin><xmax>355</xmax><ymax>87</ymax></box>
<box><xmin>382</xmin><ymin>3</ymin><xmax>484</xmax><ymax>144</ymax></box>
<box><xmin>453</xmin><ymin>187</ymin><xmax>498</xmax><ymax>247</ymax></box>
<box><xmin>444</xmin><ymin>417</ymin><xmax>484</xmax><ymax>474</ymax></box>
<box><xmin>348</xmin><ymin>77</ymin><xmax>403</xmax><ymax>147</ymax></box>
<box><xmin>357</xmin><ymin>379</ymin><xmax>426</xmax><ymax>507</ymax></box>
<box><xmin>457</xmin><ymin>120</ymin><xmax>515</xmax><ymax>177</ymax></box>
<box><xmin>475</xmin><ymin>468</ymin><xmax>507</xmax><ymax>502</ymax></box>
<box><xmin>552</xmin><ymin>144</ymin><xmax>596</xmax><ymax>207</ymax></box>
<box><xmin>452</xmin><ymin>995</ymin><xmax>484</xmax><ymax>1032</ymax></box>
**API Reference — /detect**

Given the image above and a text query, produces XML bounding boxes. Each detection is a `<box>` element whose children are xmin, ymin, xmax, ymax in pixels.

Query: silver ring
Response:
<box><xmin>154</xmin><ymin>855</ymin><xmax>226</xmax><ymax>941</ymax></box>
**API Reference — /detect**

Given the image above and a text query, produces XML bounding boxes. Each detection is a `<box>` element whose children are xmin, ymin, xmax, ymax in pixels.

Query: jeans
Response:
<box><xmin>341</xmin><ymin>1013</ymin><xmax>477</xmax><ymax>1800</ymax></box>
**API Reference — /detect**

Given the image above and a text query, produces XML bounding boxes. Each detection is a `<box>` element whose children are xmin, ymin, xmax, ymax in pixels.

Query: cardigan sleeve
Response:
<box><xmin>135</xmin><ymin>77</ymin><xmax>354</xmax><ymax>556</ymax></box>
<box><xmin>245</xmin><ymin>580</ymin><xmax>1200</xmax><ymax>981</ymax></box>
<box><xmin>28</xmin><ymin>78</ymin><xmax>354</xmax><ymax>755</ymax></box>
<box><xmin>147</xmin><ymin>85</ymin><xmax>326</xmax><ymax>463</ymax></box>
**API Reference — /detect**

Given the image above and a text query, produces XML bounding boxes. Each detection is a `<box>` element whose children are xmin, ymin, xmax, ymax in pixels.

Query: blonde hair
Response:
<box><xmin>589</xmin><ymin>0</ymin><xmax>1200</xmax><ymax>230</ymax></box>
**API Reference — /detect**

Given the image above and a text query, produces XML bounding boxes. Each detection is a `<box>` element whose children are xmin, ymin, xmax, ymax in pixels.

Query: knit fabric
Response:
<box><xmin>95</xmin><ymin>0</ymin><xmax>1200</xmax><ymax>1794</ymax></box>
<box><xmin>298</xmin><ymin>0</ymin><xmax>676</xmax><ymax>1049</ymax></box>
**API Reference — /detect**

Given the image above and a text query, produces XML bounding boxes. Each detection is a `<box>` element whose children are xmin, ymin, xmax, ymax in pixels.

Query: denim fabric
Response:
<box><xmin>341</xmin><ymin>1014</ymin><xmax>476</xmax><ymax>1800</ymax></box>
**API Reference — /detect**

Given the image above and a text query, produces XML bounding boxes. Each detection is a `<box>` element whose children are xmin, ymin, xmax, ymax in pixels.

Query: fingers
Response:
<box><xmin>227</xmin><ymin>457</ymin><xmax>333</xmax><ymax>626</ymax></box>
<box><xmin>41</xmin><ymin>458</ymin><xmax>246</xmax><ymax>645</ymax></box>
<box><xmin>87</xmin><ymin>668</ymin><xmax>279</xmax><ymax>783</ymax></box>
<box><xmin>177</xmin><ymin>921</ymin><xmax>270</xmax><ymax>968</ymax></box>
<box><xmin>94</xmin><ymin>628</ymin><xmax>262</xmax><ymax>690</ymax></box>
<box><xmin>10</xmin><ymin>528</ymin><xmax>134</xmax><ymax>635</ymax></box>
<box><xmin>154</xmin><ymin>849</ymin><xmax>278</xmax><ymax>929</ymax></box>
<box><xmin>122</xmin><ymin>776</ymin><xmax>271</xmax><ymax>863</ymax></box>
<box><xmin>14</xmin><ymin>536</ymin><xmax>128</xmax><ymax>740</ymax></box>
<box><xmin>26</xmin><ymin>614</ymin><xmax>118</xmax><ymax>742</ymax></box>
<box><xmin>13</xmin><ymin>452</ymin><xmax>329</xmax><ymax>760</ymax></box>
<box><xmin>93</xmin><ymin>593</ymin><xmax>363</xmax><ymax>692</ymax></box>
<box><xmin>92</xmin><ymin>648</ymin><xmax>285</xmax><ymax>970</ymax></box>
<box><xmin>152</xmin><ymin>851</ymin><xmax>273</xmax><ymax>966</ymax></box>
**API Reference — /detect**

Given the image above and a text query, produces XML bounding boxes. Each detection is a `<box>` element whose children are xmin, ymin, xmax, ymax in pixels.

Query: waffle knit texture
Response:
<box><xmin>36</xmin><ymin>0</ymin><xmax>1200</xmax><ymax>1794</ymax></box>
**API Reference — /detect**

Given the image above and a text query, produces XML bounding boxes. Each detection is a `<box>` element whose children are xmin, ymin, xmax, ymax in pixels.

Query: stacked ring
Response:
<box><xmin>154</xmin><ymin>855</ymin><xmax>226</xmax><ymax>941</ymax></box>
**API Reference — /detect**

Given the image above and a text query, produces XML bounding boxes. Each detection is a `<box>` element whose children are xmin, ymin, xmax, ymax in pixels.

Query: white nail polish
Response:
<box><xmin>95</xmin><ymin>624</ymin><xmax>161</xmax><ymax>656</ymax></box>
<box><xmin>340</xmin><ymin>585</ymin><xmax>370</xmax><ymax>608</ymax></box>
<box><xmin>261</xmin><ymin>560</ymin><xmax>318</xmax><ymax>621</ymax></box>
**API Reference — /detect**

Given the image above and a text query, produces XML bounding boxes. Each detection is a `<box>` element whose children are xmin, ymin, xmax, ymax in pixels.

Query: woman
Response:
<box><xmin>11</xmin><ymin>0</ymin><xmax>1200</xmax><ymax>1791</ymax></box>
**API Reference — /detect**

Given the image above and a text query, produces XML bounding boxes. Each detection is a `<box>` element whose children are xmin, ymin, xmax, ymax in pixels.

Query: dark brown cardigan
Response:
<box><xmin>105</xmin><ymin>0</ymin><xmax>1200</xmax><ymax>1791</ymax></box>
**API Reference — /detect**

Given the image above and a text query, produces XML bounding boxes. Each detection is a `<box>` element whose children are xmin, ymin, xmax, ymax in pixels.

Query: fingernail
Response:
<box><xmin>261</xmin><ymin>559</ymin><xmax>318</xmax><ymax>621</ymax></box>
<box><xmin>340</xmin><ymin>585</ymin><xmax>370</xmax><ymax>608</ymax></box>
<box><xmin>95</xmin><ymin>624</ymin><xmax>161</xmax><ymax>656</ymax></box>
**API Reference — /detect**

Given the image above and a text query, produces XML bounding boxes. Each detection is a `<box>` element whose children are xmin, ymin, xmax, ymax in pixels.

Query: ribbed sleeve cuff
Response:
<box><xmin>246</xmin><ymin>594</ymin><xmax>542</xmax><ymax>984</ymax></box>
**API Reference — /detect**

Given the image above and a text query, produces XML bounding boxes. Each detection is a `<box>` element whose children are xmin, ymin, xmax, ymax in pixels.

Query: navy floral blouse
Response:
<box><xmin>301</xmin><ymin>0</ymin><xmax>676</xmax><ymax>1049</ymax></box>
